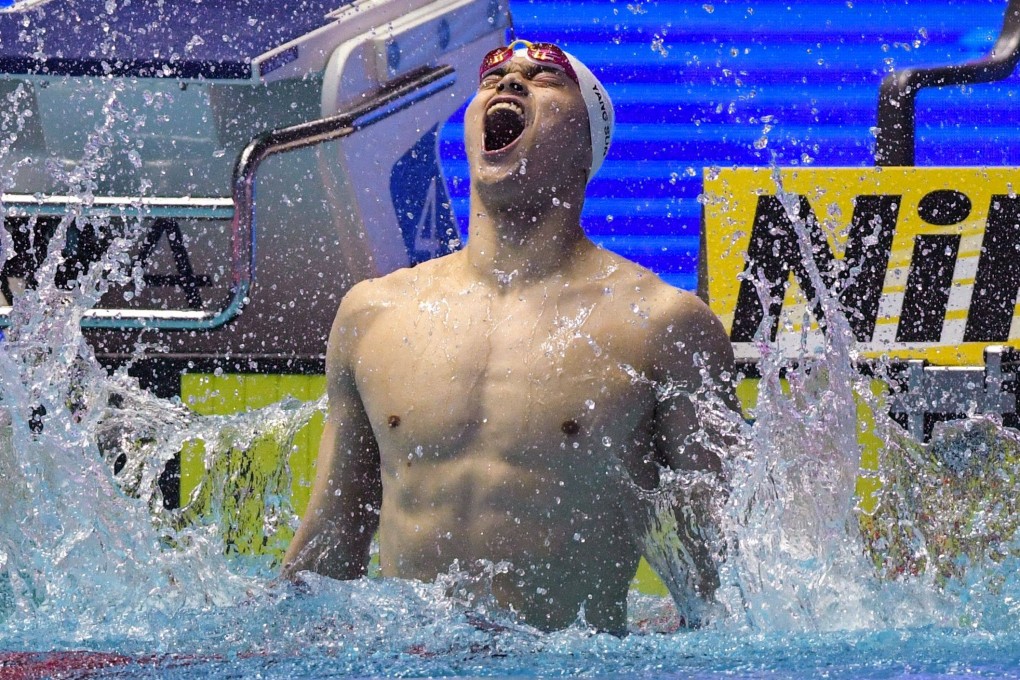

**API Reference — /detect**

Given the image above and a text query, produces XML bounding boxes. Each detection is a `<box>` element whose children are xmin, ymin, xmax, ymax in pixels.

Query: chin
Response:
<box><xmin>471</xmin><ymin>158</ymin><xmax>527</xmax><ymax>188</ymax></box>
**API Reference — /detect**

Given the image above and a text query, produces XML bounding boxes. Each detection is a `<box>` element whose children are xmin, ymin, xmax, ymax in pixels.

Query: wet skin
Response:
<box><xmin>283</xmin><ymin>55</ymin><xmax>736</xmax><ymax>633</ymax></box>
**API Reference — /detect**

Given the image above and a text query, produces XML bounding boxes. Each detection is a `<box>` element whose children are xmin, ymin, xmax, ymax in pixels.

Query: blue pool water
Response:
<box><xmin>2</xmin><ymin>225</ymin><xmax>1020</xmax><ymax>677</ymax></box>
<box><xmin>8</xmin><ymin>585</ymin><xmax>1020</xmax><ymax>677</ymax></box>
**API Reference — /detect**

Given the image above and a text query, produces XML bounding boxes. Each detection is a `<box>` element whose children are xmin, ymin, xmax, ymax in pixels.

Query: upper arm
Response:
<box><xmin>283</xmin><ymin>284</ymin><xmax>382</xmax><ymax>577</ymax></box>
<box><xmin>316</xmin><ymin>290</ymin><xmax>382</xmax><ymax>508</ymax></box>
<box><xmin>649</xmin><ymin>291</ymin><xmax>737</xmax><ymax>474</ymax></box>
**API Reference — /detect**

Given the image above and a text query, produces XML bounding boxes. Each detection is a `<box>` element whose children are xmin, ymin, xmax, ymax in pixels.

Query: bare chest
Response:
<box><xmin>352</xmin><ymin>294</ymin><xmax>656</xmax><ymax>464</ymax></box>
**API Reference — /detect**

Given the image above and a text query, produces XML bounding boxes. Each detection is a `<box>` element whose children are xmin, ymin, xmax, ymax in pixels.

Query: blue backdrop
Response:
<box><xmin>440</xmin><ymin>0</ymin><xmax>1020</xmax><ymax>291</ymax></box>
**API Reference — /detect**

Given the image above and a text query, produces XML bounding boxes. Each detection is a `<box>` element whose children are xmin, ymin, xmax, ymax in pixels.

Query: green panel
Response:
<box><xmin>180</xmin><ymin>373</ymin><xmax>326</xmax><ymax>556</ymax></box>
<box><xmin>632</xmin><ymin>557</ymin><xmax>669</xmax><ymax>596</ymax></box>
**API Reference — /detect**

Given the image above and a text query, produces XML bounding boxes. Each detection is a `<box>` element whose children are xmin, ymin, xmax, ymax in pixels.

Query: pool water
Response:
<box><xmin>2</xmin><ymin>209</ymin><xmax>1020</xmax><ymax>678</ymax></box>
<box><xmin>6</xmin><ymin>586</ymin><xmax>1020</xmax><ymax>678</ymax></box>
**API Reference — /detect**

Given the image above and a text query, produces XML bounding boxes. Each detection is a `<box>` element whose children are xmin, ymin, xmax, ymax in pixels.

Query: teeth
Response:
<box><xmin>487</xmin><ymin>101</ymin><xmax>524</xmax><ymax>118</ymax></box>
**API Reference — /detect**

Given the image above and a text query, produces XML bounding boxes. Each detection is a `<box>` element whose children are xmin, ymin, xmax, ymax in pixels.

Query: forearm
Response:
<box><xmin>283</xmin><ymin>499</ymin><xmax>380</xmax><ymax>579</ymax></box>
<box><xmin>672</xmin><ymin>499</ymin><xmax>720</xmax><ymax>601</ymax></box>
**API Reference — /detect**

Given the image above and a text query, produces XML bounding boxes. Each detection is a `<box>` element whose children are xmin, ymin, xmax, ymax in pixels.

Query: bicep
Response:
<box><xmin>309</xmin><ymin>322</ymin><xmax>382</xmax><ymax>519</ymax></box>
<box><xmin>651</xmin><ymin>299</ymin><xmax>736</xmax><ymax>474</ymax></box>
<box><xmin>283</xmin><ymin>301</ymin><xmax>381</xmax><ymax>577</ymax></box>
<box><xmin>315</xmin><ymin>385</ymin><xmax>378</xmax><ymax>495</ymax></box>
<box><xmin>653</xmin><ymin>392</ymin><xmax>723</xmax><ymax>474</ymax></box>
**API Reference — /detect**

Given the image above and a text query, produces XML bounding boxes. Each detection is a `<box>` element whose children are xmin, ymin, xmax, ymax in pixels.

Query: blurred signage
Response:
<box><xmin>702</xmin><ymin>167</ymin><xmax>1020</xmax><ymax>365</ymax></box>
<box><xmin>0</xmin><ymin>209</ymin><xmax>230</xmax><ymax>320</ymax></box>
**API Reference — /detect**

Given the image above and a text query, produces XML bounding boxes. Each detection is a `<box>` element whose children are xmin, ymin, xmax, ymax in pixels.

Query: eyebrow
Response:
<box><xmin>482</xmin><ymin>62</ymin><xmax>565</xmax><ymax>80</ymax></box>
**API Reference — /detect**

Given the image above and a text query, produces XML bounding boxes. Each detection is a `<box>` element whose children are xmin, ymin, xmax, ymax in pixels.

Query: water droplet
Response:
<box><xmin>651</xmin><ymin>35</ymin><xmax>669</xmax><ymax>58</ymax></box>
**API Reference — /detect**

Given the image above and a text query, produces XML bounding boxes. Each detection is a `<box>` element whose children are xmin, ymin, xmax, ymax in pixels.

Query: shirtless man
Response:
<box><xmin>283</xmin><ymin>40</ymin><xmax>736</xmax><ymax>633</ymax></box>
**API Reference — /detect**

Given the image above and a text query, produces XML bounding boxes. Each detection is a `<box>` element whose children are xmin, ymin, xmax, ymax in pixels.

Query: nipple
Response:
<box><xmin>561</xmin><ymin>419</ymin><xmax>580</xmax><ymax>436</ymax></box>
<box><xmin>388</xmin><ymin>415</ymin><xmax>401</xmax><ymax>428</ymax></box>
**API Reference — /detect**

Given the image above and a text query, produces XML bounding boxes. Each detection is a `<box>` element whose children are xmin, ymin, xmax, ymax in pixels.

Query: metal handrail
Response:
<box><xmin>0</xmin><ymin>63</ymin><xmax>457</xmax><ymax>330</ymax></box>
<box><xmin>0</xmin><ymin>195</ymin><xmax>235</xmax><ymax>220</ymax></box>
<box><xmin>889</xmin><ymin>346</ymin><xmax>1018</xmax><ymax>440</ymax></box>
<box><xmin>875</xmin><ymin>0</ymin><xmax>1020</xmax><ymax>166</ymax></box>
<box><xmin>227</xmin><ymin>63</ymin><xmax>457</xmax><ymax>323</ymax></box>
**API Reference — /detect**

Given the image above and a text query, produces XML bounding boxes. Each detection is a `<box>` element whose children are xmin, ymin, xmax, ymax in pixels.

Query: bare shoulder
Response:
<box><xmin>598</xmin><ymin>251</ymin><xmax>734</xmax><ymax>377</ymax></box>
<box><xmin>335</xmin><ymin>255</ymin><xmax>455</xmax><ymax>325</ymax></box>
<box><xmin>652</xmin><ymin>283</ymin><xmax>730</xmax><ymax>353</ymax></box>
<box><xmin>599</xmin><ymin>251</ymin><xmax>722</xmax><ymax>335</ymax></box>
<box><xmin>327</xmin><ymin>256</ymin><xmax>454</xmax><ymax>368</ymax></box>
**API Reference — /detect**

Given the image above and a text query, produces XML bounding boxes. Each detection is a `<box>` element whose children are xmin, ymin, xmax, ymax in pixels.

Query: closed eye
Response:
<box><xmin>531</xmin><ymin>70</ymin><xmax>566</xmax><ymax>85</ymax></box>
<box><xmin>480</xmin><ymin>74</ymin><xmax>502</xmax><ymax>88</ymax></box>
<box><xmin>526</xmin><ymin>64</ymin><xmax>570</xmax><ymax>85</ymax></box>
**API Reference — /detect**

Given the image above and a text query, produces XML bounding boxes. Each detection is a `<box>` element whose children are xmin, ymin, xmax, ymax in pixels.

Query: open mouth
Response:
<box><xmin>484</xmin><ymin>101</ymin><xmax>526</xmax><ymax>152</ymax></box>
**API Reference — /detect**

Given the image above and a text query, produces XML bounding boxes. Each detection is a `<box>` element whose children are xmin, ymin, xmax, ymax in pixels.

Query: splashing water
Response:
<box><xmin>4</xmin><ymin>11</ymin><xmax>1020</xmax><ymax>680</ymax></box>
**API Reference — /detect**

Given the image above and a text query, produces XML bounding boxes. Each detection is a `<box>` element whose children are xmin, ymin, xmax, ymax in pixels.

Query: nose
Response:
<box><xmin>496</xmin><ymin>74</ymin><xmax>526</xmax><ymax>94</ymax></box>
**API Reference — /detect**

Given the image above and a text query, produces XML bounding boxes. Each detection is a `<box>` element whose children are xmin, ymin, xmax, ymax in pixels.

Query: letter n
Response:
<box><xmin>730</xmin><ymin>194</ymin><xmax>898</xmax><ymax>343</ymax></box>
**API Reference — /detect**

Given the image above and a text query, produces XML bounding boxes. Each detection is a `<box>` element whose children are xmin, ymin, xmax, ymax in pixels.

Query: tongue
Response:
<box><xmin>484</xmin><ymin>108</ymin><xmax>525</xmax><ymax>151</ymax></box>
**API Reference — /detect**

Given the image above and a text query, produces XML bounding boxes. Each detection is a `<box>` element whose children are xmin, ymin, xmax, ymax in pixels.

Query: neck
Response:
<box><xmin>464</xmin><ymin>186</ymin><xmax>593</xmax><ymax>289</ymax></box>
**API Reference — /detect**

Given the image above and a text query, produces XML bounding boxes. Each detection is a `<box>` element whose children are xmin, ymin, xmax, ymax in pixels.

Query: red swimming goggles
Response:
<box><xmin>478</xmin><ymin>39</ymin><xmax>579</xmax><ymax>85</ymax></box>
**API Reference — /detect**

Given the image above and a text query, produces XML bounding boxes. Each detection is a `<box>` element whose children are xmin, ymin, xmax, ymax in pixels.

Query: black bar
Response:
<box><xmin>875</xmin><ymin>0</ymin><xmax>1020</xmax><ymax>166</ymax></box>
<box><xmin>896</xmin><ymin>234</ymin><xmax>960</xmax><ymax>342</ymax></box>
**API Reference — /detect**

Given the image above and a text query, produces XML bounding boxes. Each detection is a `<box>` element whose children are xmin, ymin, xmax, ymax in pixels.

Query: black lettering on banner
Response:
<box><xmin>964</xmin><ymin>194</ymin><xmax>1020</xmax><ymax>342</ymax></box>
<box><xmin>730</xmin><ymin>194</ymin><xmax>899</xmax><ymax>343</ymax></box>
<box><xmin>896</xmin><ymin>234</ymin><xmax>960</xmax><ymax>342</ymax></box>
<box><xmin>135</xmin><ymin>217</ymin><xmax>210</xmax><ymax>310</ymax></box>
<box><xmin>917</xmin><ymin>189</ymin><xmax>971</xmax><ymax>226</ymax></box>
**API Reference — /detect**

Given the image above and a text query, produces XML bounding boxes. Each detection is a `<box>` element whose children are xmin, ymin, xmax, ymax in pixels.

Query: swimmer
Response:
<box><xmin>283</xmin><ymin>39</ymin><xmax>737</xmax><ymax>633</ymax></box>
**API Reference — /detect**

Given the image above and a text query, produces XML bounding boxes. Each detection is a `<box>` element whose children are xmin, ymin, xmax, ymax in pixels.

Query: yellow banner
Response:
<box><xmin>702</xmin><ymin>167</ymin><xmax>1020</xmax><ymax>365</ymax></box>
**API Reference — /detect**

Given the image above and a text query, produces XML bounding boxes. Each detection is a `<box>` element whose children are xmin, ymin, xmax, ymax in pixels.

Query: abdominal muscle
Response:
<box><xmin>376</xmin><ymin>444</ymin><xmax>641</xmax><ymax>631</ymax></box>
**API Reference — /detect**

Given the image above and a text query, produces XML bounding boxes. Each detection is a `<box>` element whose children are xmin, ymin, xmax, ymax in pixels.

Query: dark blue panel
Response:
<box><xmin>0</xmin><ymin>0</ymin><xmax>350</xmax><ymax>79</ymax></box>
<box><xmin>390</xmin><ymin>125</ymin><xmax>460</xmax><ymax>264</ymax></box>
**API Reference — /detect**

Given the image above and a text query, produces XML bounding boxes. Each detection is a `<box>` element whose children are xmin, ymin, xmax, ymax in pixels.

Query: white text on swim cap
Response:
<box><xmin>592</xmin><ymin>84</ymin><xmax>611</xmax><ymax>156</ymax></box>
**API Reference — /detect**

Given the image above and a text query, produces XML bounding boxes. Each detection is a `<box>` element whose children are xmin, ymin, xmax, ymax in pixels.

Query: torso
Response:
<box><xmin>343</xmin><ymin>248</ymin><xmax>690</xmax><ymax>631</ymax></box>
